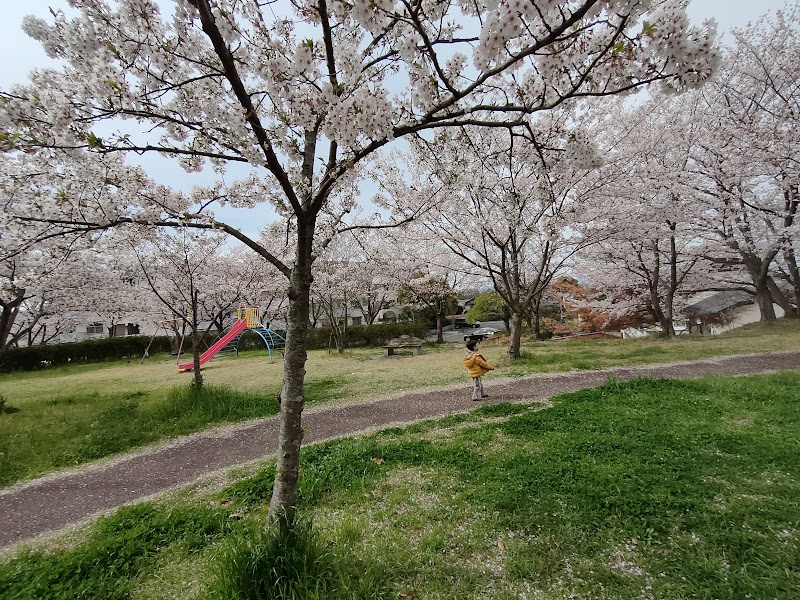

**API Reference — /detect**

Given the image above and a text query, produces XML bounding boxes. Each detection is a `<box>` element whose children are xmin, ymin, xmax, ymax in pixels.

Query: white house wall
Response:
<box><xmin>709</xmin><ymin>303</ymin><xmax>785</xmax><ymax>335</ymax></box>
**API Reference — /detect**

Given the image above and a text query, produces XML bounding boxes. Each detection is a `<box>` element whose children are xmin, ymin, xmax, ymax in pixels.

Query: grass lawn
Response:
<box><xmin>1</xmin><ymin>319</ymin><xmax>799</xmax><ymax>488</ymax></box>
<box><xmin>1</xmin><ymin>372</ymin><xmax>798</xmax><ymax>599</ymax></box>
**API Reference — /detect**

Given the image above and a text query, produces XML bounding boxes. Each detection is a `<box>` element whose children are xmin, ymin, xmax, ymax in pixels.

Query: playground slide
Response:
<box><xmin>178</xmin><ymin>319</ymin><xmax>249</xmax><ymax>372</ymax></box>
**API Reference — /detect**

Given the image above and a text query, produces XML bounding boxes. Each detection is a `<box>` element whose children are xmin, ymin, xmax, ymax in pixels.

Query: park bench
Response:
<box><xmin>383</xmin><ymin>335</ymin><xmax>424</xmax><ymax>357</ymax></box>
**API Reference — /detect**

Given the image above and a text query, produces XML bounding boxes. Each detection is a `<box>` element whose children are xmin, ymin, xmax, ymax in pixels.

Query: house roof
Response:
<box><xmin>684</xmin><ymin>290</ymin><xmax>753</xmax><ymax>317</ymax></box>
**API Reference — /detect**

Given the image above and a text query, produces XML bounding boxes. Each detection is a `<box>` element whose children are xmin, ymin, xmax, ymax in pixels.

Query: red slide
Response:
<box><xmin>178</xmin><ymin>319</ymin><xmax>249</xmax><ymax>372</ymax></box>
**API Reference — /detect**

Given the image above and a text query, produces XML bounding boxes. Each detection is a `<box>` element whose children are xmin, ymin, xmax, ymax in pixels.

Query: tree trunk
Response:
<box><xmin>767</xmin><ymin>276</ymin><xmax>794</xmax><ymax>316</ymax></box>
<box><xmin>648</xmin><ymin>238</ymin><xmax>675</xmax><ymax>338</ymax></box>
<box><xmin>507</xmin><ymin>310</ymin><xmax>524</xmax><ymax>359</ymax></box>
<box><xmin>340</xmin><ymin>293</ymin><xmax>348</xmax><ymax>353</ymax></box>
<box><xmin>664</xmin><ymin>228</ymin><xmax>678</xmax><ymax>337</ymax></box>
<box><xmin>780</xmin><ymin>248</ymin><xmax>800</xmax><ymax>318</ymax></box>
<box><xmin>269</xmin><ymin>236</ymin><xmax>313</xmax><ymax>524</ymax></box>
<box><xmin>191</xmin><ymin>290</ymin><xmax>203</xmax><ymax>388</ymax></box>
<box><xmin>754</xmin><ymin>280</ymin><xmax>777</xmax><ymax>321</ymax></box>
<box><xmin>436</xmin><ymin>312</ymin><xmax>444</xmax><ymax>343</ymax></box>
<box><xmin>649</xmin><ymin>288</ymin><xmax>675</xmax><ymax>337</ymax></box>
<box><xmin>742</xmin><ymin>256</ymin><xmax>777</xmax><ymax>322</ymax></box>
<box><xmin>335</xmin><ymin>321</ymin><xmax>345</xmax><ymax>353</ymax></box>
<box><xmin>0</xmin><ymin>289</ymin><xmax>25</xmax><ymax>351</ymax></box>
<box><xmin>663</xmin><ymin>294</ymin><xmax>675</xmax><ymax>336</ymax></box>
<box><xmin>780</xmin><ymin>184</ymin><xmax>799</xmax><ymax>317</ymax></box>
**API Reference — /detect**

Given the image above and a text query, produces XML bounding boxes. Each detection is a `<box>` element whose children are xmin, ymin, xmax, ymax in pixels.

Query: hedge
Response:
<box><xmin>235</xmin><ymin>321</ymin><xmax>430</xmax><ymax>351</ymax></box>
<box><xmin>0</xmin><ymin>322</ymin><xmax>431</xmax><ymax>372</ymax></box>
<box><xmin>0</xmin><ymin>336</ymin><xmax>174</xmax><ymax>373</ymax></box>
<box><xmin>304</xmin><ymin>321</ymin><xmax>430</xmax><ymax>350</ymax></box>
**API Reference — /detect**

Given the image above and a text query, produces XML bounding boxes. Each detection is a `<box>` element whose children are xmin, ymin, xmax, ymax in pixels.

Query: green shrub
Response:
<box><xmin>0</xmin><ymin>336</ymin><xmax>174</xmax><ymax>373</ymax></box>
<box><xmin>0</xmin><ymin>323</ymin><xmax>429</xmax><ymax>372</ymax></box>
<box><xmin>304</xmin><ymin>322</ymin><xmax>429</xmax><ymax>351</ymax></box>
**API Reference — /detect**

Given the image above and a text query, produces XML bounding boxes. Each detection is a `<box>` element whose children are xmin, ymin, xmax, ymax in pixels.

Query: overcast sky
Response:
<box><xmin>0</xmin><ymin>1</ymin><xmax>790</xmax><ymax>237</ymax></box>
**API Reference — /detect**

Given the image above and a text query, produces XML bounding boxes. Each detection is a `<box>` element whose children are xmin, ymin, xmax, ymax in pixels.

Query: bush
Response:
<box><xmin>305</xmin><ymin>322</ymin><xmax>429</xmax><ymax>350</ymax></box>
<box><xmin>0</xmin><ymin>322</ymin><xmax>429</xmax><ymax>372</ymax></box>
<box><xmin>236</xmin><ymin>322</ymin><xmax>428</xmax><ymax>352</ymax></box>
<box><xmin>0</xmin><ymin>336</ymin><xmax>174</xmax><ymax>373</ymax></box>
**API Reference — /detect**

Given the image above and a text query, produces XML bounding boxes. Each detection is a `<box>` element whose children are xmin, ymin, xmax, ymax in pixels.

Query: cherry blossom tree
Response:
<box><xmin>87</xmin><ymin>241</ymin><xmax>160</xmax><ymax>337</ymax></box>
<box><xmin>384</xmin><ymin>114</ymin><xmax>609</xmax><ymax>357</ymax></box>
<box><xmin>229</xmin><ymin>251</ymin><xmax>289</xmax><ymax>331</ymax></box>
<box><xmin>689</xmin><ymin>5</ymin><xmax>800</xmax><ymax>320</ymax></box>
<box><xmin>345</xmin><ymin>230</ymin><xmax>398</xmax><ymax>326</ymax></box>
<box><xmin>310</xmin><ymin>234</ymin><xmax>362</xmax><ymax>352</ymax></box>
<box><xmin>580</xmin><ymin>94</ymin><xmax>706</xmax><ymax>336</ymax></box>
<box><xmin>1</xmin><ymin>0</ymin><xmax>718</xmax><ymax>522</ymax></box>
<box><xmin>720</xmin><ymin>5</ymin><xmax>800</xmax><ymax>317</ymax></box>
<box><xmin>396</xmin><ymin>250</ymin><xmax>462</xmax><ymax>342</ymax></box>
<box><xmin>128</xmin><ymin>228</ymin><xmax>248</xmax><ymax>387</ymax></box>
<box><xmin>0</xmin><ymin>259</ymin><xmax>88</xmax><ymax>349</ymax></box>
<box><xmin>0</xmin><ymin>212</ymin><xmax>100</xmax><ymax>350</ymax></box>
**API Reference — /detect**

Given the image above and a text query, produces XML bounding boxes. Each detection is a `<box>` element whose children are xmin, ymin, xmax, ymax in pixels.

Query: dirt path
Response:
<box><xmin>1</xmin><ymin>350</ymin><xmax>798</xmax><ymax>549</ymax></box>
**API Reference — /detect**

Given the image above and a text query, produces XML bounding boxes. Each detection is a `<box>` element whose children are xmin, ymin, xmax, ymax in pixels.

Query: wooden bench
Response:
<box><xmin>383</xmin><ymin>343</ymin><xmax>423</xmax><ymax>356</ymax></box>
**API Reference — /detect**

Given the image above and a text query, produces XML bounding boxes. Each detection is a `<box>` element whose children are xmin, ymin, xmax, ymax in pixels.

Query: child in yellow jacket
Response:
<box><xmin>463</xmin><ymin>339</ymin><xmax>494</xmax><ymax>401</ymax></box>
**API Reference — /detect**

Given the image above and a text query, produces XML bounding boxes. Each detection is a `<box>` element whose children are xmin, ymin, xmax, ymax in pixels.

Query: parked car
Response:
<box><xmin>464</xmin><ymin>327</ymin><xmax>499</xmax><ymax>341</ymax></box>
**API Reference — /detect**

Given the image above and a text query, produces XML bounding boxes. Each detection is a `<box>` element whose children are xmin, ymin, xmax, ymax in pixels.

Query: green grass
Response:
<box><xmin>1</xmin><ymin>319</ymin><xmax>799</xmax><ymax>489</ymax></box>
<box><xmin>504</xmin><ymin>319</ymin><xmax>800</xmax><ymax>375</ymax></box>
<box><xmin>0</xmin><ymin>503</ymin><xmax>233</xmax><ymax>599</ymax></box>
<box><xmin>206</xmin><ymin>517</ymin><xmax>393</xmax><ymax>600</ymax></box>
<box><xmin>0</xmin><ymin>386</ymin><xmax>280</xmax><ymax>487</ymax></box>
<box><xmin>3</xmin><ymin>372</ymin><xmax>798</xmax><ymax>599</ymax></box>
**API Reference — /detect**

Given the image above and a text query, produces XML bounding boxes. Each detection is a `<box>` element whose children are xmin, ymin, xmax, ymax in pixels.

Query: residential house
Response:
<box><xmin>683</xmin><ymin>290</ymin><xmax>785</xmax><ymax>334</ymax></box>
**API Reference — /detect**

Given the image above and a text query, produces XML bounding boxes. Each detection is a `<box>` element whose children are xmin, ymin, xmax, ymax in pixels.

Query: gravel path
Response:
<box><xmin>1</xmin><ymin>350</ymin><xmax>798</xmax><ymax>549</ymax></box>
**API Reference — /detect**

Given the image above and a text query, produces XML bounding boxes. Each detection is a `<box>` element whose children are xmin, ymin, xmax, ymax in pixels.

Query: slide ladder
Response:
<box><xmin>178</xmin><ymin>319</ymin><xmax>249</xmax><ymax>372</ymax></box>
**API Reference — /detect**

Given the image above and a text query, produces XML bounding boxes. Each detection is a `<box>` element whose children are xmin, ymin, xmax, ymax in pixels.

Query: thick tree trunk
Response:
<box><xmin>767</xmin><ymin>276</ymin><xmax>794</xmax><ymax>316</ymax></box>
<box><xmin>436</xmin><ymin>312</ymin><xmax>444</xmax><ymax>343</ymax></box>
<box><xmin>648</xmin><ymin>238</ymin><xmax>675</xmax><ymax>337</ymax></box>
<box><xmin>269</xmin><ymin>240</ymin><xmax>313</xmax><ymax>524</ymax></box>
<box><xmin>507</xmin><ymin>310</ymin><xmax>524</xmax><ymax>359</ymax></box>
<box><xmin>742</xmin><ymin>256</ymin><xmax>778</xmax><ymax>322</ymax></box>
<box><xmin>780</xmin><ymin>249</ymin><xmax>800</xmax><ymax>318</ymax></box>
<box><xmin>663</xmin><ymin>294</ymin><xmax>675</xmax><ymax>336</ymax></box>
<box><xmin>0</xmin><ymin>289</ymin><xmax>25</xmax><ymax>351</ymax></box>
<box><xmin>780</xmin><ymin>185</ymin><xmax>799</xmax><ymax>317</ymax></box>
<box><xmin>650</xmin><ymin>288</ymin><xmax>675</xmax><ymax>337</ymax></box>
<box><xmin>754</xmin><ymin>280</ymin><xmax>777</xmax><ymax>321</ymax></box>
<box><xmin>648</xmin><ymin>285</ymin><xmax>673</xmax><ymax>337</ymax></box>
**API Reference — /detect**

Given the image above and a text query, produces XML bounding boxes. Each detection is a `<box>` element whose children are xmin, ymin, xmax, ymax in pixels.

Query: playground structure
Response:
<box><xmin>140</xmin><ymin>317</ymin><xmax>190</xmax><ymax>365</ymax></box>
<box><xmin>176</xmin><ymin>308</ymin><xmax>286</xmax><ymax>372</ymax></box>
